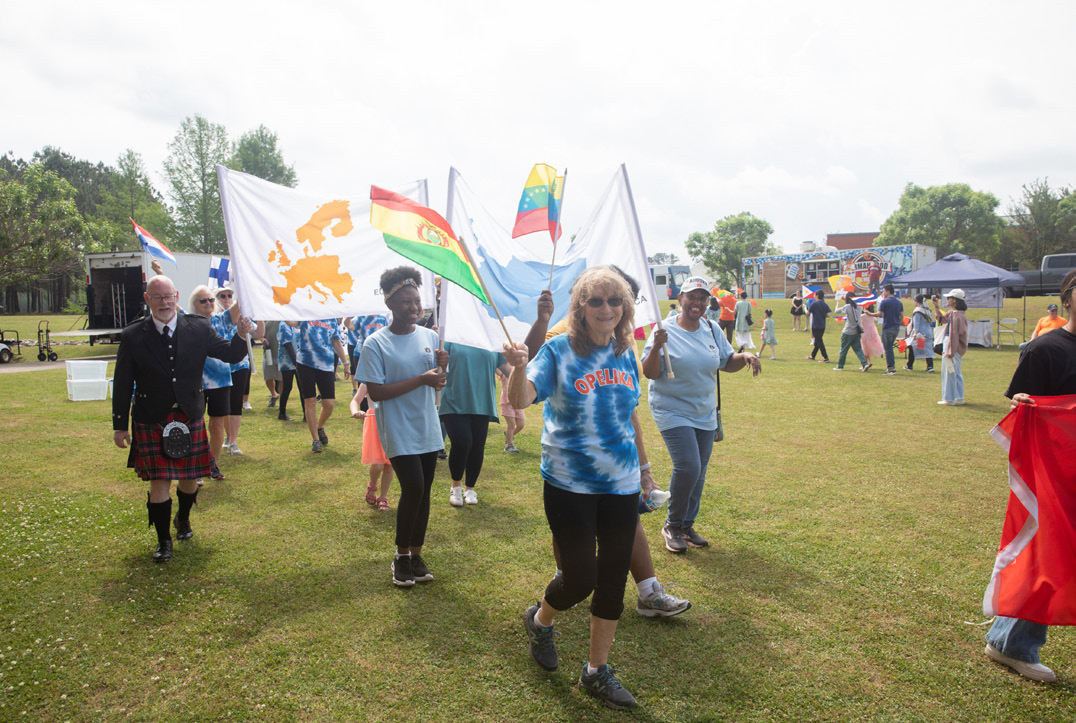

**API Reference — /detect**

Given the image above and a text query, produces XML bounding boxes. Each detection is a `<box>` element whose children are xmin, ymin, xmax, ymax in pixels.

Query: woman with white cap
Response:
<box><xmin>932</xmin><ymin>289</ymin><xmax>968</xmax><ymax>405</ymax></box>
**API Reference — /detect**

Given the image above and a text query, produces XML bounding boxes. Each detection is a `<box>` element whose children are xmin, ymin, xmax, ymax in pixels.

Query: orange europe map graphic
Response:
<box><xmin>267</xmin><ymin>200</ymin><xmax>356</xmax><ymax>305</ymax></box>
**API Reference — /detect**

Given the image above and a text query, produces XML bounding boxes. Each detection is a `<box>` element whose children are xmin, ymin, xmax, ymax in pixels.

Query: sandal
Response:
<box><xmin>377</xmin><ymin>496</ymin><xmax>390</xmax><ymax>512</ymax></box>
<box><xmin>365</xmin><ymin>482</ymin><xmax>378</xmax><ymax>506</ymax></box>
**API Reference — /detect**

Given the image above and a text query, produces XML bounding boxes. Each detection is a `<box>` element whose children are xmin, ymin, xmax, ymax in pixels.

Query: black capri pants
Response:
<box><xmin>542</xmin><ymin>481</ymin><xmax>638</xmax><ymax>621</ymax></box>
<box><xmin>440</xmin><ymin>413</ymin><xmax>491</xmax><ymax>487</ymax></box>
<box><xmin>390</xmin><ymin>452</ymin><xmax>438</xmax><ymax>549</ymax></box>
<box><xmin>228</xmin><ymin>368</ymin><xmax>250</xmax><ymax>415</ymax></box>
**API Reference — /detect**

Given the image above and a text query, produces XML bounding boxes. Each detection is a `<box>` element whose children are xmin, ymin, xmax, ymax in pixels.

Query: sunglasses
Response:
<box><xmin>197</xmin><ymin>298</ymin><xmax>215</xmax><ymax>304</ymax></box>
<box><xmin>586</xmin><ymin>297</ymin><xmax>624</xmax><ymax>308</ymax></box>
<box><xmin>217</xmin><ymin>293</ymin><xmax>233</xmax><ymax>299</ymax></box>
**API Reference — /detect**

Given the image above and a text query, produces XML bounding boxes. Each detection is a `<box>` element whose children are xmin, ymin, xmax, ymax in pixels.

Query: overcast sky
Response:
<box><xmin>2</xmin><ymin>1</ymin><xmax>1073</xmax><ymax>262</ymax></box>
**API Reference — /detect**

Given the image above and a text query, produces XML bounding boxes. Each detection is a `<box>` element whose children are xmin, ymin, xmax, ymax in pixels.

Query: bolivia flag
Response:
<box><xmin>370</xmin><ymin>186</ymin><xmax>489</xmax><ymax>305</ymax></box>
<box><xmin>511</xmin><ymin>163</ymin><xmax>564</xmax><ymax>242</ymax></box>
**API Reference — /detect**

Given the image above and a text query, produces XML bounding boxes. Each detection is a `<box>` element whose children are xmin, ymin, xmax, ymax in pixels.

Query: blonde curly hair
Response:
<box><xmin>565</xmin><ymin>266</ymin><xmax>636</xmax><ymax>357</ymax></box>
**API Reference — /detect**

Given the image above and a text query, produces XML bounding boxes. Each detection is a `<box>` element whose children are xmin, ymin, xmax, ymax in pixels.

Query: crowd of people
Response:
<box><xmin>110</xmin><ymin>266</ymin><xmax>1076</xmax><ymax>707</ymax></box>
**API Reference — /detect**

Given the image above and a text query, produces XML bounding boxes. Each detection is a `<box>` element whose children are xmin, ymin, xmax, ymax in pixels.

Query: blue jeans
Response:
<box><xmin>986</xmin><ymin>616</ymin><xmax>1048</xmax><ymax>664</ymax></box>
<box><xmin>881</xmin><ymin>328</ymin><xmax>899</xmax><ymax>371</ymax></box>
<box><xmin>941</xmin><ymin>353</ymin><xmax>964</xmax><ymax>401</ymax></box>
<box><xmin>837</xmin><ymin>333</ymin><xmax>867</xmax><ymax>368</ymax></box>
<box><xmin>660</xmin><ymin>426</ymin><xmax>715</xmax><ymax>528</ymax></box>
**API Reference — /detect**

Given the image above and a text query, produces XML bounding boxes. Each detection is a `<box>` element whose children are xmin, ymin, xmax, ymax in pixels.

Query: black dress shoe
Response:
<box><xmin>152</xmin><ymin>539</ymin><xmax>173</xmax><ymax>562</ymax></box>
<box><xmin>173</xmin><ymin>514</ymin><xmax>194</xmax><ymax>541</ymax></box>
<box><xmin>278</xmin><ymin>414</ymin><xmax>293</xmax><ymax>422</ymax></box>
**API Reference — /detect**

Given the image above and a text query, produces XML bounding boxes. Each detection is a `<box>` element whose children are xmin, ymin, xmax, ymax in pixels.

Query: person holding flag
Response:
<box><xmin>983</xmin><ymin>270</ymin><xmax>1076</xmax><ymax>682</ymax></box>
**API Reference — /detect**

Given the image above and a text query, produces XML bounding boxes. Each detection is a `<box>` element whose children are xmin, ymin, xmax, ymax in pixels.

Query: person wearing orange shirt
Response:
<box><xmin>1019</xmin><ymin>303</ymin><xmax>1066</xmax><ymax>350</ymax></box>
<box><xmin>715</xmin><ymin>283</ymin><xmax>737</xmax><ymax>343</ymax></box>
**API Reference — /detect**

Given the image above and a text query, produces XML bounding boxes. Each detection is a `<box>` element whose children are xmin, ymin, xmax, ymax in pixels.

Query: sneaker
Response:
<box><xmin>504</xmin><ymin>443</ymin><xmax>520</xmax><ymax>454</ymax></box>
<box><xmin>984</xmin><ymin>644</ymin><xmax>1056</xmax><ymax>682</ymax></box>
<box><xmin>436</xmin><ymin>449</ymin><xmax>448</xmax><ymax>460</ymax></box>
<box><xmin>228</xmin><ymin>442</ymin><xmax>242</xmax><ymax>455</ymax></box>
<box><xmin>925</xmin><ymin>367</ymin><xmax>936</xmax><ymax>373</ymax></box>
<box><xmin>833</xmin><ymin>366</ymin><xmax>844</xmax><ymax>371</ymax></box>
<box><xmin>523</xmin><ymin>604</ymin><xmax>558</xmax><ymax>671</ymax></box>
<box><xmin>937</xmin><ymin>400</ymin><xmax>955</xmax><ymax>406</ymax></box>
<box><xmin>820</xmin><ymin>358</ymin><xmax>830</xmax><ymax>363</ymax></box>
<box><xmin>463</xmin><ymin>488</ymin><xmax>478</xmax><ymax>505</ymax></box>
<box><xmin>861</xmin><ymin>362</ymin><xmax>872</xmax><ymax>372</ymax></box>
<box><xmin>410</xmin><ymin>554</ymin><xmax>434</xmax><ymax>582</ymax></box>
<box><xmin>769</xmin><ymin>356</ymin><xmax>776</xmax><ymax>360</ymax></box>
<box><xmin>242</xmin><ymin>401</ymin><xmax>253</xmax><ymax>410</ymax></box>
<box><xmin>661</xmin><ymin>523</ymin><xmax>687</xmax><ymax>554</ymax></box>
<box><xmin>449</xmin><ymin>486</ymin><xmax>464</xmax><ymax>507</ymax></box>
<box><xmin>391</xmin><ymin>555</ymin><xmax>415</xmax><ymax>587</ymax></box>
<box><xmin>903</xmin><ymin>365</ymin><xmax>913</xmax><ymax>371</ymax></box>
<box><xmin>268</xmin><ymin>397</ymin><xmax>277</xmax><ymax>408</ymax></box>
<box><xmin>578</xmin><ymin>663</ymin><xmax>637</xmax><ymax>710</ymax></box>
<box><xmin>955</xmin><ymin>399</ymin><xmax>965</xmax><ymax>405</ymax></box>
<box><xmin>681</xmin><ymin>524</ymin><xmax>709</xmax><ymax>548</ymax></box>
<box><xmin>883</xmin><ymin>370</ymin><xmax>896</xmax><ymax>376</ymax></box>
<box><xmin>224</xmin><ymin>436</ymin><xmax>232</xmax><ymax>448</ymax></box>
<box><xmin>317</xmin><ymin>428</ymin><xmax>329</xmax><ymax>446</ymax></box>
<box><xmin>312</xmin><ymin>439</ymin><xmax>323</xmax><ymax>453</ymax></box>
<box><xmin>636</xmin><ymin>581</ymin><xmax>691</xmax><ymax>617</ymax></box>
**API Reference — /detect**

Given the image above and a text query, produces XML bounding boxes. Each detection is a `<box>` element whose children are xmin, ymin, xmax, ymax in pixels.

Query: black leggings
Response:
<box><xmin>810</xmin><ymin>328</ymin><xmax>828</xmax><ymax>360</ymax></box>
<box><xmin>441</xmin><ymin>413</ymin><xmax>490</xmax><ymax>487</ymax></box>
<box><xmin>390</xmin><ymin>452</ymin><xmax>438</xmax><ymax>549</ymax></box>
<box><xmin>542</xmin><ymin>481</ymin><xmax>638</xmax><ymax>621</ymax></box>
<box><xmin>279</xmin><ymin>369</ymin><xmax>296</xmax><ymax>416</ymax></box>
<box><xmin>906</xmin><ymin>347</ymin><xmax>933</xmax><ymax>370</ymax></box>
<box><xmin>229</xmin><ymin>368</ymin><xmax>251</xmax><ymax>414</ymax></box>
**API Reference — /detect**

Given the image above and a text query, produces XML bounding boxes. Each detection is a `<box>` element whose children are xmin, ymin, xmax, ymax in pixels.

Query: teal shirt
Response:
<box><xmin>438</xmin><ymin>342</ymin><xmax>506</xmax><ymax>422</ymax></box>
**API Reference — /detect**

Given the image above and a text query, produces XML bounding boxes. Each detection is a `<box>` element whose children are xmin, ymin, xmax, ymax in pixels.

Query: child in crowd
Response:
<box><xmin>351</xmin><ymin>384</ymin><xmax>394</xmax><ymax>511</ymax></box>
<box><xmin>496</xmin><ymin>368</ymin><xmax>525</xmax><ymax>453</ymax></box>
<box><xmin>758</xmin><ymin>308</ymin><xmax>778</xmax><ymax>360</ymax></box>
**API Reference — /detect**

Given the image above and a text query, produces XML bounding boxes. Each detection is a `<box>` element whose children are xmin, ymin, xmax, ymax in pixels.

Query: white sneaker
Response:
<box><xmin>229</xmin><ymin>442</ymin><xmax>243</xmax><ymax>455</ymax></box>
<box><xmin>955</xmin><ymin>399</ymin><xmax>965</xmax><ymax>405</ymax></box>
<box><xmin>937</xmin><ymin>400</ymin><xmax>955</xmax><ymax>406</ymax></box>
<box><xmin>449</xmin><ymin>486</ymin><xmax>464</xmax><ymax>507</ymax></box>
<box><xmin>463</xmin><ymin>488</ymin><xmax>478</xmax><ymax>505</ymax></box>
<box><xmin>242</xmin><ymin>401</ymin><xmax>253</xmax><ymax>410</ymax></box>
<box><xmin>985</xmin><ymin>644</ymin><xmax>1056</xmax><ymax>682</ymax></box>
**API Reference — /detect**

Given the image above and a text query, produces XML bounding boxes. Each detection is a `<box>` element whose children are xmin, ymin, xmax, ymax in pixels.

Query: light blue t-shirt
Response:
<box><xmin>276</xmin><ymin>322</ymin><xmax>296</xmax><ymax>372</ymax></box>
<box><xmin>356</xmin><ymin>325</ymin><xmax>443</xmax><ymax>458</ymax></box>
<box><xmin>296</xmin><ymin>319</ymin><xmax>339</xmax><ymax>371</ymax></box>
<box><xmin>211</xmin><ymin>311</ymin><xmax>250</xmax><ymax>373</ymax></box>
<box><xmin>439</xmin><ymin>342</ymin><xmax>506</xmax><ymax>422</ymax></box>
<box><xmin>528</xmin><ymin>334</ymin><xmax>640</xmax><ymax>496</ymax></box>
<box><xmin>202</xmin><ymin>313</ymin><xmax>234</xmax><ymax>390</ymax></box>
<box><xmin>642</xmin><ymin>319</ymin><xmax>732</xmax><ymax>432</ymax></box>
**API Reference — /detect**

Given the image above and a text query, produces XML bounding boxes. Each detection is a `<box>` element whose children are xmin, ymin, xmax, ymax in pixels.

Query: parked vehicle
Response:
<box><xmin>649</xmin><ymin>264</ymin><xmax>691</xmax><ymax>299</ymax></box>
<box><xmin>1008</xmin><ymin>253</ymin><xmax>1076</xmax><ymax>297</ymax></box>
<box><xmin>0</xmin><ymin>329</ymin><xmax>20</xmax><ymax>364</ymax></box>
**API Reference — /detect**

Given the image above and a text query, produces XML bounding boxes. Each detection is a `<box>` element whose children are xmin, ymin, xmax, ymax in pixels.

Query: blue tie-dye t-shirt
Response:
<box><xmin>296</xmin><ymin>319</ymin><xmax>339</xmax><ymax>371</ymax></box>
<box><xmin>356</xmin><ymin>314</ymin><xmax>388</xmax><ymax>354</ymax></box>
<box><xmin>210</xmin><ymin>311</ymin><xmax>250</xmax><ymax>373</ymax></box>
<box><xmin>276</xmin><ymin>322</ymin><xmax>297</xmax><ymax>372</ymax></box>
<box><xmin>200</xmin><ymin>313</ymin><xmax>234</xmax><ymax>390</ymax></box>
<box><xmin>527</xmin><ymin>334</ymin><xmax>640</xmax><ymax>495</ymax></box>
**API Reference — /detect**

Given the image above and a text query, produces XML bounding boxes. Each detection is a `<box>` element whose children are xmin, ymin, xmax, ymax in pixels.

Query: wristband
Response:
<box><xmin>639</xmin><ymin>462</ymin><xmax>651</xmax><ymax>471</ymax></box>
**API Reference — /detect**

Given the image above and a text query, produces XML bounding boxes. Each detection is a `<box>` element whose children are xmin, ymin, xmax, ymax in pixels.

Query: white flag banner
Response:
<box><xmin>217</xmin><ymin>166</ymin><xmax>435</xmax><ymax>321</ymax></box>
<box><xmin>442</xmin><ymin>164</ymin><xmax>660</xmax><ymax>351</ymax></box>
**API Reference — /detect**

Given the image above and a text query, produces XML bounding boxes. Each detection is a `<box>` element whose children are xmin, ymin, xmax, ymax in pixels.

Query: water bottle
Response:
<box><xmin>638</xmin><ymin>488</ymin><xmax>671</xmax><ymax>514</ymax></box>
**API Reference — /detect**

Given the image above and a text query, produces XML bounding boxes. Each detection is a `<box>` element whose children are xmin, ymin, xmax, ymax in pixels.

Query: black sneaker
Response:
<box><xmin>578</xmin><ymin>663</ymin><xmax>637</xmax><ymax>710</ymax></box>
<box><xmin>681</xmin><ymin>524</ymin><xmax>709</xmax><ymax>548</ymax></box>
<box><xmin>311</xmin><ymin>440</ymin><xmax>323</xmax><ymax>453</ymax></box>
<box><xmin>317</xmin><ymin>428</ymin><xmax>329</xmax><ymax>446</ymax></box>
<box><xmin>523</xmin><ymin>604</ymin><xmax>558</xmax><ymax>671</ymax></box>
<box><xmin>436</xmin><ymin>449</ymin><xmax>448</xmax><ymax>460</ymax></box>
<box><xmin>391</xmin><ymin>555</ymin><xmax>415</xmax><ymax>587</ymax></box>
<box><xmin>661</xmin><ymin>523</ymin><xmax>687</xmax><ymax>554</ymax></box>
<box><xmin>411</xmin><ymin>554</ymin><xmax>434</xmax><ymax>582</ymax></box>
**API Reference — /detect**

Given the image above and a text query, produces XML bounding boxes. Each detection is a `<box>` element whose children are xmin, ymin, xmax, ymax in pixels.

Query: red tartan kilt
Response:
<box><xmin>128</xmin><ymin>410</ymin><xmax>213</xmax><ymax>481</ymax></box>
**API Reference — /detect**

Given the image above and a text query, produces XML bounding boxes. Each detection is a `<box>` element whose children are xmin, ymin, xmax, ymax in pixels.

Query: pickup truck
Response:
<box><xmin>1009</xmin><ymin>253</ymin><xmax>1076</xmax><ymax>297</ymax></box>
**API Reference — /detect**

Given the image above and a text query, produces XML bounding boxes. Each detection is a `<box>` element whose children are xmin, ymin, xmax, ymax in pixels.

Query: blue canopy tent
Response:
<box><xmin>888</xmin><ymin>253</ymin><xmax>1027</xmax><ymax>347</ymax></box>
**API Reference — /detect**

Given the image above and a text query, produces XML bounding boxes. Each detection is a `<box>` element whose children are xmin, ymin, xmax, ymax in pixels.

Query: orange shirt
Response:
<box><xmin>718</xmin><ymin>294</ymin><xmax>737</xmax><ymax>321</ymax></box>
<box><xmin>1033</xmin><ymin>315</ymin><xmax>1066</xmax><ymax>338</ymax></box>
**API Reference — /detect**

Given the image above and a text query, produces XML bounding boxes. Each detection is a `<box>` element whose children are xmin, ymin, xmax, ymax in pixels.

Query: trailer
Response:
<box><xmin>66</xmin><ymin>251</ymin><xmax>226</xmax><ymax>344</ymax></box>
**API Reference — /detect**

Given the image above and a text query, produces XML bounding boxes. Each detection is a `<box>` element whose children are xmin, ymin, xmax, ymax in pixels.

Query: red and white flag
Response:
<box><xmin>984</xmin><ymin>395</ymin><xmax>1076</xmax><ymax>625</ymax></box>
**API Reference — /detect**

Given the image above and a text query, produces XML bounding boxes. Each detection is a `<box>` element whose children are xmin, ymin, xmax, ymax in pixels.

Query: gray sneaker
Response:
<box><xmin>636</xmin><ymin>581</ymin><xmax>691</xmax><ymax>617</ymax></box>
<box><xmin>578</xmin><ymin>663</ymin><xmax>637</xmax><ymax>710</ymax></box>
<box><xmin>523</xmin><ymin>604</ymin><xmax>558</xmax><ymax>671</ymax></box>
<box><xmin>311</xmin><ymin>439</ymin><xmax>323</xmax><ymax>453</ymax></box>
<box><xmin>411</xmin><ymin>553</ymin><xmax>434</xmax><ymax>582</ymax></box>
<box><xmin>681</xmin><ymin>524</ymin><xmax>709</xmax><ymax>548</ymax></box>
<box><xmin>661</xmin><ymin>523</ymin><xmax>687</xmax><ymax>554</ymax></box>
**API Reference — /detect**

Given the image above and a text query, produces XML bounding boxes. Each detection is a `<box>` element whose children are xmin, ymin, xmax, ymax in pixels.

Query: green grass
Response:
<box><xmin>0</xmin><ymin>314</ymin><xmax>120</xmax><ymax>362</ymax></box>
<box><xmin>0</xmin><ymin>300</ymin><xmax>1072</xmax><ymax>721</ymax></box>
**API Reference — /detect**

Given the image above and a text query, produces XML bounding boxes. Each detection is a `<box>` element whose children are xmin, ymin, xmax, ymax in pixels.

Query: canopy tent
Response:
<box><xmin>888</xmin><ymin>253</ymin><xmax>1026</xmax><ymax>347</ymax></box>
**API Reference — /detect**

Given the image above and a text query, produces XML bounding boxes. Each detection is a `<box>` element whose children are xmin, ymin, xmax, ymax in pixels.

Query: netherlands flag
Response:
<box><xmin>130</xmin><ymin>218</ymin><xmax>177</xmax><ymax>266</ymax></box>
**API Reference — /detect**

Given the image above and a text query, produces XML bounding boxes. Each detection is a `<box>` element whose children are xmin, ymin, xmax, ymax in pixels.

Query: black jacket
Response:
<box><xmin>112</xmin><ymin>313</ymin><xmax>248</xmax><ymax>431</ymax></box>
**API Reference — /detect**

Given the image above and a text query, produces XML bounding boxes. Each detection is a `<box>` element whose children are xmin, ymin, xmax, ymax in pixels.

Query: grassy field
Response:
<box><xmin>0</xmin><ymin>299</ymin><xmax>1072</xmax><ymax>721</ymax></box>
<box><xmin>0</xmin><ymin>314</ymin><xmax>122</xmax><ymax>363</ymax></box>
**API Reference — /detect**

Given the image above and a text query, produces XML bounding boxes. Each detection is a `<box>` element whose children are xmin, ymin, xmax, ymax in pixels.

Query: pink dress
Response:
<box><xmin>861</xmin><ymin>318</ymin><xmax>884</xmax><ymax>359</ymax></box>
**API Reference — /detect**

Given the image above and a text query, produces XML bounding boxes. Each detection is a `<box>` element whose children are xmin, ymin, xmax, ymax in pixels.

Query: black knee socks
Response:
<box><xmin>176</xmin><ymin>489</ymin><xmax>198</xmax><ymax>523</ymax></box>
<box><xmin>147</xmin><ymin>495</ymin><xmax>172</xmax><ymax>543</ymax></box>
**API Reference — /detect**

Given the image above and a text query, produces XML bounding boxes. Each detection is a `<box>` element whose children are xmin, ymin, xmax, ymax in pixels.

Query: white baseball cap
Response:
<box><xmin>679</xmin><ymin>277</ymin><xmax>711</xmax><ymax>295</ymax></box>
<box><xmin>945</xmin><ymin>288</ymin><xmax>966</xmax><ymax>300</ymax></box>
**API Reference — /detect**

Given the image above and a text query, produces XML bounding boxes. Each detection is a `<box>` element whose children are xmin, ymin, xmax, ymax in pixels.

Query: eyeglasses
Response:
<box><xmin>147</xmin><ymin>294</ymin><xmax>177</xmax><ymax>303</ymax></box>
<box><xmin>586</xmin><ymin>297</ymin><xmax>624</xmax><ymax>308</ymax></box>
<box><xmin>217</xmin><ymin>293</ymin><xmax>233</xmax><ymax>299</ymax></box>
<box><xmin>197</xmin><ymin>298</ymin><xmax>215</xmax><ymax>305</ymax></box>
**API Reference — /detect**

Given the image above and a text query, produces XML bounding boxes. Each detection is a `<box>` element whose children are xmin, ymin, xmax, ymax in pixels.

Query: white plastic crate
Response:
<box><xmin>66</xmin><ymin>360</ymin><xmax>109</xmax><ymax>380</ymax></box>
<box><xmin>67</xmin><ymin>379</ymin><xmax>109</xmax><ymax>401</ymax></box>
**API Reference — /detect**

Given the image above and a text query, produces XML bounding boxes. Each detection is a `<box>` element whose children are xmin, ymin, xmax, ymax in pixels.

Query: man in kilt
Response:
<box><xmin>112</xmin><ymin>275</ymin><xmax>253</xmax><ymax>562</ymax></box>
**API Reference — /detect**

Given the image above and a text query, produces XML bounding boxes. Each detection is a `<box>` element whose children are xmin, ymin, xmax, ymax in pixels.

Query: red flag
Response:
<box><xmin>984</xmin><ymin>395</ymin><xmax>1076</xmax><ymax>625</ymax></box>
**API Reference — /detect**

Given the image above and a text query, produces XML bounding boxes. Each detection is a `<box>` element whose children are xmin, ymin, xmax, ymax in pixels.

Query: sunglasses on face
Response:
<box><xmin>217</xmin><ymin>293</ymin><xmax>233</xmax><ymax>299</ymax></box>
<box><xmin>586</xmin><ymin>297</ymin><xmax>624</xmax><ymax>308</ymax></box>
<box><xmin>197</xmin><ymin>298</ymin><xmax>214</xmax><ymax>304</ymax></box>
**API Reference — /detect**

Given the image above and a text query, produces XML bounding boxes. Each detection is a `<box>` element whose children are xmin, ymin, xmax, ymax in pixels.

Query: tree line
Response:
<box><xmin>687</xmin><ymin>181</ymin><xmax>1076</xmax><ymax>287</ymax></box>
<box><xmin>0</xmin><ymin>115</ymin><xmax>296</xmax><ymax>312</ymax></box>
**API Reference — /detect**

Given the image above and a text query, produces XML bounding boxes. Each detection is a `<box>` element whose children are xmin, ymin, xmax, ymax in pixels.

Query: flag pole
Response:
<box><xmin>547</xmin><ymin>168</ymin><xmax>567</xmax><ymax>292</ymax></box>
